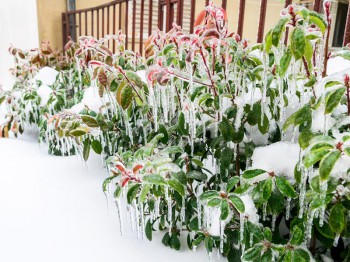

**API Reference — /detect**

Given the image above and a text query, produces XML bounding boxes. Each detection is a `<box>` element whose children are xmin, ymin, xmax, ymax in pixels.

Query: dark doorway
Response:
<box><xmin>332</xmin><ymin>2</ymin><xmax>349</xmax><ymax>47</ymax></box>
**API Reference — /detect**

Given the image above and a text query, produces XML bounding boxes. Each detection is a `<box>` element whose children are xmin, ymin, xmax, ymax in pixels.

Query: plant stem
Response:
<box><xmin>322</xmin><ymin>19</ymin><xmax>331</xmax><ymax>77</ymax></box>
<box><xmin>235</xmin><ymin>143</ymin><xmax>240</xmax><ymax>177</ymax></box>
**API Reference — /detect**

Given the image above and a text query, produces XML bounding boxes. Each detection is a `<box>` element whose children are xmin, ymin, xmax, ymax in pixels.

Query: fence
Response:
<box><xmin>62</xmin><ymin>0</ymin><xmax>350</xmax><ymax>52</ymax></box>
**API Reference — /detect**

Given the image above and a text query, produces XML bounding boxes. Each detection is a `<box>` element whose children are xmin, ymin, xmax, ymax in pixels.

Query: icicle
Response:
<box><xmin>239</xmin><ymin>213</ymin><xmax>245</xmax><ymax>246</ymax></box>
<box><xmin>333</xmin><ymin>233</ymin><xmax>340</xmax><ymax>247</ymax></box>
<box><xmin>286</xmin><ymin>198</ymin><xmax>291</xmax><ymax>221</ymax></box>
<box><xmin>271</xmin><ymin>214</ymin><xmax>277</xmax><ymax>232</ymax></box>
<box><xmin>299</xmin><ymin>167</ymin><xmax>310</xmax><ymax>218</ymax></box>
<box><xmin>133</xmin><ymin>200</ymin><xmax>141</xmax><ymax>239</ymax></box>
<box><xmin>262</xmin><ymin>203</ymin><xmax>267</xmax><ymax>221</ymax></box>
<box><xmin>140</xmin><ymin>202</ymin><xmax>145</xmax><ymax>239</ymax></box>
<box><xmin>181</xmin><ymin>197</ymin><xmax>186</xmax><ymax>222</ymax></box>
<box><xmin>249</xmin><ymin>233</ymin><xmax>254</xmax><ymax>247</ymax></box>
<box><xmin>197</xmin><ymin>195</ymin><xmax>202</xmax><ymax>230</ymax></box>
<box><xmin>115</xmin><ymin>198</ymin><xmax>124</xmax><ymax>236</ymax></box>
<box><xmin>305</xmin><ymin>209</ymin><xmax>316</xmax><ymax>242</ymax></box>
<box><xmin>192</xmin><ymin>245</ymin><xmax>197</xmax><ymax>252</ymax></box>
<box><xmin>208</xmin><ymin>251</ymin><xmax>212</xmax><ymax>262</ymax></box>
<box><xmin>219</xmin><ymin>220</ymin><xmax>225</xmax><ymax>253</ymax></box>
<box><xmin>165</xmin><ymin>186</ymin><xmax>172</xmax><ymax>230</ymax></box>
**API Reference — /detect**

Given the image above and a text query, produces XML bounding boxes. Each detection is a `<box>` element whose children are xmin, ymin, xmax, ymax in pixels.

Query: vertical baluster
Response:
<box><xmin>119</xmin><ymin>3</ymin><xmax>122</xmax><ymax>30</ymax></box>
<box><xmin>97</xmin><ymin>9</ymin><xmax>100</xmax><ymax>38</ymax></box>
<box><xmin>113</xmin><ymin>4</ymin><xmax>116</xmax><ymax>52</ymax></box>
<box><xmin>148</xmin><ymin>0</ymin><xmax>153</xmax><ymax>36</ymax></box>
<box><xmin>257</xmin><ymin>0</ymin><xmax>267</xmax><ymax>43</ymax></box>
<box><xmin>92</xmin><ymin>10</ymin><xmax>94</xmax><ymax>37</ymax></box>
<box><xmin>85</xmin><ymin>11</ymin><xmax>88</xmax><ymax>35</ymax></box>
<box><xmin>140</xmin><ymin>0</ymin><xmax>145</xmax><ymax>54</ymax></box>
<box><xmin>190</xmin><ymin>0</ymin><xmax>196</xmax><ymax>33</ymax></box>
<box><xmin>343</xmin><ymin>4</ymin><xmax>350</xmax><ymax>46</ymax></box>
<box><xmin>102</xmin><ymin>8</ymin><xmax>105</xmax><ymax>37</ymax></box>
<box><xmin>284</xmin><ymin>0</ymin><xmax>292</xmax><ymax>45</ymax></box>
<box><xmin>222</xmin><ymin>0</ymin><xmax>227</xmax><ymax>10</ymax></box>
<box><xmin>79</xmin><ymin>12</ymin><xmax>82</xmax><ymax>37</ymax></box>
<box><xmin>132</xmin><ymin>0</ymin><xmax>136</xmax><ymax>51</ymax></box>
<box><xmin>158</xmin><ymin>1</ymin><xmax>163</xmax><ymax>31</ymax></box>
<box><xmin>126</xmin><ymin>1</ymin><xmax>129</xmax><ymax>49</ymax></box>
<box><xmin>177</xmin><ymin>0</ymin><xmax>184</xmax><ymax>27</ymax></box>
<box><xmin>237</xmin><ymin>0</ymin><xmax>246</xmax><ymax>37</ymax></box>
<box><xmin>314</xmin><ymin>0</ymin><xmax>322</xmax><ymax>13</ymax></box>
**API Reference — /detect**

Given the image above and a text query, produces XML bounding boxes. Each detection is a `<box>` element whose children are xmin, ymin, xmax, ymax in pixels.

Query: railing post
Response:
<box><xmin>165</xmin><ymin>0</ymin><xmax>171</xmax><ymax>32</ymax></box>
<box><xmin>177</xmin><ymin>0</ymin><xmax>184</xmax><ymax>27</ymax></box>
<box><xmin>190</xmin><ymin>0</ymin><xmax>196</xmax><ymax>33</ymax></box>
<box><xmin>62</xmin><ymin>13</ymin><xmax>67</xmax><ymax>49</ymax></box>
<box><xmin>284</xmin><ymin>0</ymin><xmax>293</xmax><ymax>45</ymax></box>
<box><xmin>343</xmin><ymin>4</ymin><xmax>350</xmax><ymax>46</ymax></box>
<box><xmin>313</xmin><ymin>0</ymin><xmax>322</xmax><ymax>13</ymax></box>
<box><xmin>222</xmin><ymin>0</ymin><xmax>227</xmax><ymax>10</ymax></box>
<box><xmin>237</xmin><ymin>0</ymin><xmax>246</xmax><ymax>37</ymax></box>
<box><xmin>257</xmin><ymin>0</ymin><xmax>267</xmax><ymax>43</ymax></box>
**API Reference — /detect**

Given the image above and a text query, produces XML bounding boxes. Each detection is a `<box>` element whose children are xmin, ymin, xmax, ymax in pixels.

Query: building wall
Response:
<box><xmin>0</xmin><ymin>0</ymin><xmax>39</xmax><ymax>88</ymax></box>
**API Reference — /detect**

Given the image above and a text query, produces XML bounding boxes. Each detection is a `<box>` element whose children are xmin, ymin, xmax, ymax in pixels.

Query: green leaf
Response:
<box><xmin>319</xmin><ymin>150</ymin><xmax>341</xmax><ymax>181</ymax></box>
<box><xmin>304</xmin><ymin>148</ymin><xmax>331</xmax><ymax>168</ymax></box>
<box><xmin>283</xmin><ymin>105</ymin><xmax>311</xmax><ymax>131</ymax></box>
<box><xmin>242</xmin><ymin>169</ymin><xmax>266</xmax><ymax>179</ymax></box>
<box><xmin>304</xmin><ymin>39</ymin><xmax>313</xmax><ymax>62</ymax></box>
<box><xmin>227</xmin><ymin>177</ymin><xmax>240</xmax><ymax>192</ymax></box>
<box><xmin>290</xmin><ymin>226</ymin><xmax>303</xmax><ymax>245</ymax></box>
<box><xmin>187</xmin><ymin>171</ymin><xmax>207</xmax><ymax>181</ymax></box>
<box><xmin>208</xmin><ymin>198</ymin><xmax>221</xmax><ymax>207</ymax></box>
<box><xmin>116</xmin><ymin>81</ymin><xmax>133</xmax><ymax>110</ymax></box>
<box><xmin>170</xmin><ymin>234</ymin><xmax>181</xmax><ymax>250</ymax></box>
<box><xmin>168</xmin><ymin>178</ymin><xmax>185</xmax><ymax>197</ymax></box>
<box><xmin>275</xmin><ymin>176</ymin><xmax>297</xmax><ymax>198</ymax></box>
<box><xmin>178</xmin><ymin>112</ymin><xmax>189</xmax><ymax>135</ymax></box>
<box><xmin>315</xmin><ymin>220</ymin><xmax>334</xmax><ymax>239</ymax></box>
<box><xmin>242</xmin><ymin>244</ymin><xmax>263</xmax><ymax>261</ymax></box>
<box><xmin>143</xmin><ymin>174</ymin><xmax>167</xmax><ymax>186</ymax></box>
<box><xmin>83</xmin><ymin>138</ymin><xmax>91</xmax><ymax>161</ymax></box>
<box><xmin>325</xmin><ymin>80</ymin><xmax>343</xmax><ymax>88</ymax></box>
<box><xmin>81</xmin><ymin>115</ymin><xmax>99</xmax><ymax>128</ymax></box>
<box><xmin>325</xmin><ymin>87</ymin><xmax>346</xmax><ymax>114</ymax></box>
<box><xmin>294</xmin><ymin>249</ymin><xmax>311</xmax><ymax>262</ymax></box>
<box><xmin>220</xmin><ymin>147</ymin><xmax>233</xmax><ymax>169</ymax></box>
<box><xmin>145</xmin><ymin>219</ymin><xmax>152</xmax><ymax>241</ymax></box>
<box><xmin>102</xmin><ymin>176</ymin><xmax>115</xmax><ymax>193</ymax></box>
<box><xmin>219</xmin><ymin>117</ymin><xmax>234</xmax><ymax>142</ymax></box>
<box><xmin>163</xmin><ymin>146</ymin><xmax>183</xmax><ymax>154</ymax></box>
<box><xmin>200</xmin><ymin>190</ymin><xmax>220</xmax><ymax>201</ymax></box>
<box><xmin>291</xmin><ymin>28</ymin><xmax>306</xmax><ymax>60</ymax></box>
<box><xmin>272</xmin><ymin>18</ymin><xmax>289</xmax><ymax>47</ymax></box>
<box><xmin>220</xmin><ymin>200</ymin><xmax>229</xmax><ymax>220</ymax></box>
<box><xmin>329</xmin><ymin>203</ymin><xmax>345</xmax><ymax>234</ymax></box>
<box><xmin>228</xmin><ymin>195</ymin><xmax>245</xmax><ymax>213</ymax></box>
<box><xmin>261</xmin><ymin>249</ymin><xmax>273</xmax><ymax>262</ymax></box>
<box><xmin>262</xmin><ymin>178</ymin><xmax>273</xmax><ymax>201</ymax></box>
<box><xmin>139</xmin><ymin>184</ymin><xmax>152</xmax><ymax>203</ymax></box>
<box><xmin>279</xmin><ymin>48</ymin><xmax>292</xmax><ymax>77</ymax></box>
<box><xmin>298</xmin><ymin>130</ymin><xmax>316</xmax><ymax>150</ymax></box>
<box><xmin>125</xmin><ymin>70</ymin><xmax>144</xmax><ymax>88</ymax></box>
<box><xmin>127</xmin><ymin>184</ymin><xmax>141</xmax><ymax>204</ymax></box>
<box><xmin>309</xmin><ymin>11</ymin><xmax>327</xmax><ymax>34</ymax></box>
<box><xmin>69</xmin><ymin>127</ymin><xmax>89</xmax><ymax>137</ymax></box>
<box><xmin>91</xmin><ymin>140</ymin><xmax>102</xmax><ymax>154</ymax></box>
<box><xmin>191</xmin><ymin>86</ymin><xmax>206</xmax><ymax>101</ymax></box>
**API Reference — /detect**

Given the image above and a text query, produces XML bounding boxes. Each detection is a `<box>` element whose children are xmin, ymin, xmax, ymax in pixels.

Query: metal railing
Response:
<box><xmin>62</xmin><ymin>0</ymin><xmax>350</xmax><ymax>51</ymax></box>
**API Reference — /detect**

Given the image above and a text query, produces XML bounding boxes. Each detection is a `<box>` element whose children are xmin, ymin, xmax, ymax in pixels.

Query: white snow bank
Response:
<box><xmin>36</xmin><ymin>85</ymin><xmax>52</xmax><ymax>107</ymax></box>
<box><xmin>206</xmin><ymin>206</ymin><xmax>233</xmax><ymax>236</ymax></box>
<box><xmin>34</xmin><ymin>67</ymin><xmax>58</xmax><ymax>86</ymax></box>
<box><xmin>0</xmin><ymin>134</ymin><xmax>224</xmax><ymax>262</ymax></box>
<box><xmin>136</xmin><ymin>70</ymin><xmax>147</xmax><ymax>84</ymax></box>
<box><xmin>251</xmin><ymin>142</ymin><xmax>299</xmax><ymax>182</ymax></box>
<box><xmin>327</xmin><ymin>56</ymin><xmax>350</xmax><ymax>75</ymax></box>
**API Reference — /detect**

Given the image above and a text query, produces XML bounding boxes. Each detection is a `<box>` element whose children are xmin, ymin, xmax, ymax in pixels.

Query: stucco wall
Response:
<box><xmin>0</xmin><ymin>0</ymin><xmax>39</xmax><ymax>88</ymax></box>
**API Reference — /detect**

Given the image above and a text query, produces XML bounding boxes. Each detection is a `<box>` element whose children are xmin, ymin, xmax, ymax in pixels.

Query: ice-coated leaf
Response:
<box><xmin>145</xmin><ymin>219</ymin><xmax>152</xmax><ymax>241</ymax></box>
<box><xmin>271</xmin><ymin>18</ymin><xmax>289</xmax><ymax>47</ymax></box>
<box><xmin>163</xmin><ymin>146</ymin><xmax>183</xmax><ymax>154</ymax></box>
<box><xmin>227</xmin><ymin>177</ymin><xmax>240</xmax><ymax>192</ymax></box>
<box><xmin>242</xmin><ymin>244</ymin><xmax>263</xmax><ymax>261</ymax></box>
<box><xmin>127</xmin><ymin>184</ymin><xmax>141</xmax><ymax>204</ymax></box>
<box><xmin>199</xmin><ymin>190</ymin><xmax>220</xmax><ymax>201</ymax></box>
<box><xmin>143</xmin><ymin>174</ymin><xmax>167</xmax><ymax>186</ymax></box>
<box><xmin>325</xmin><ymin>87</ymin><xmax>346</xmax><ymax>114</ymax></box>
<box><xmin>294</xmin><ymin>249</ymin><xmax>311</xmax><ymax>262</ymax></box>
<box><xmin>91</xmin><ymin>140</ymin><xmax>102</xmax><ymax>154</ymax></box>
<box><xmin>261</xmin><ymin>249</ymin><xmax>273</xmax><ymax>262</ymax></box>
<box><xmin>325</xmin><ymin>80</ymin><xmax>343</xmax><ymax>88</ymax></box>
<box><xmin>242</xmin><ymin>169</ymin><xmax>266</xmax><ymax>179</ymax></box>
<box><xmin>116</xmin><ymin>80</ymin><xmax>133</xmax><ymax>110</ymax></box>
<box><xmin>220</xmin><ymin>200</ymin><xmax>229</xmax><ymax>220</ymax></box>
<box><xmin>102</xmin><ymin>176</ymin><xmax>115</xmax><ymax>193</ymax></box>
<box><xmin>290</xmin><ymin>226</ymin><xmax>303</xmax><ymax>245</ymax></box>
<box><xmin>207</xmin><ymin>198</ymin><xmax>221</xmax><ymax>207</ymax></box>
<box><xmin>319</xmin><ymin>150</ymin><xmax>341</xmax><ymax>181</ymax></box>
<box><xmin>219</xmin><ymin>117</ymin><xmax>235</xmax><ymax>142</ymax></box>
<box><xmin>279</xmin><ymin>48</ymin><xmax>292</xmax><ymax>77</ymax></box>
<box><xmin>275</xmin><ymin>176</ymin><xmax>297</xmax><ymax>198</ymax></box>
<box><xmin>83</xmin><ymin>137</ymin><xmax>91</xmax><ymax>161</ymax></box>
<box><xmin>315</xmin><ymin>220</ymin><xmax>334</xmax><ymax>239</ymax></box>
<box><xmin>228</xmin><ymin>195</ymin><xmax>245</xmax><ymax>213</ymax></box>
<box><xmin>187</xmin><ymin>170</ymin><xmax>207</xmax><ymax>181</ymax></box>
<box><xmin>168</xmin><ymin>178</ymin><xmax>185</xmax><ymax>197</ymax></box>
<box><xmin>178</xmin><ymin>112</ymin><xmax>189</xmax><ymax>135</ymax></box>
<box><xmin>309</xmin><ymin>11</ymin><xmax>327</xmax><ymax>34</ymax></box>
<box><xmin>262</xmin><ymin>178</ymin><xmax>273</xmax><ymax>201</ymax></box>
<box><xmin>69</xmin><ymin>126</ymin><xmax>89</xmax><ymax>137</ymax></box>
<box><xmin>139</xmin><ymin>184</ymin><xmax>152</xmax><ymax>203</ymax></box>
<box><xmin>329</xmin><ymin>203</ymin><xmax>345</xmax><ymax>234</ymax></box>
<box><xmin>125</xmin><ymin>70</ymin><xmax>144</xmax><ymax>89</ymax></box>
<box><xmin>291</xmin><ymin>28</ymin><xmax>306</xmax><ymax>60</ymax></box>
<box><xmin>304</xmin><ymin>147</ymin><xmax>331</xmax><ymax>168</ymax></box>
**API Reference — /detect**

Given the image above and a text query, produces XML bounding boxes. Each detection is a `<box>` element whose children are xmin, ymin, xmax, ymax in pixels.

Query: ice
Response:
<box><xmin>34</xmin><ymin>67</ymin><xmax>59</xmax><ymax>86</ymax></box>
<box><xmin>240</xmin><ymin>194</ymin><xmax>259</xmax><ymax>224</ymax></box>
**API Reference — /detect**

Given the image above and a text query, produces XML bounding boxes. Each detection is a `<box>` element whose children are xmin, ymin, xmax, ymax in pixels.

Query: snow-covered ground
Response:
<box><xmin>0</xmin><ymin>133</ymin><xmax>223</xmax><ymax>262</ymax></box>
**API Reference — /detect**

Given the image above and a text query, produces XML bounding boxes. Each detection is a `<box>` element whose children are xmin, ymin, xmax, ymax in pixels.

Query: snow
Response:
<box><xmin>240</xmin><ymin>194</ymin><xmax>259</xmax><ymax>224</ymax></box>
<box><xmin>36</xmin><ymin>85</ymin><xmax>53</xmax><ymax>107</ymax></box>
<box><xmin>251</xmin><ymin>142</ymin><xmax>300</xmax><ymax>182</ymax></box>
<box><xmin>34</xmin><ymin>67</ymin><xmax>59</xmax><ymax>86</ymax></box>
<box><xmin>136</xmin><ymin>70</ymin><xmax>147</xmax><ymax>84</ymax></box>
<box><xmin>327</xmin><ymin>56</ymin><xmax>350</xmax><ymax>75</ymax></box>
<box><xmin>0</xmin><ymin>133</ymin><xmax>224</xmax><ymax>262</ymax></box>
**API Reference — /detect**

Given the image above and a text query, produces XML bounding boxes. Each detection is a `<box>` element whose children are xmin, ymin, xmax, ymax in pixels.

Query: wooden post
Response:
<box><xmin>343</xmin><ymin>4</ymin><xmax>350</xmax><ymax>46</ymax></box>
<box><xmin>237</xmin><ymin>0</ymin><xmax>246</xmax><ymax>37</ymax></box>
<box><xmin>257</xmin><ymin>0</ymin><xmax>267</xmax><ymax>43</ymax></box>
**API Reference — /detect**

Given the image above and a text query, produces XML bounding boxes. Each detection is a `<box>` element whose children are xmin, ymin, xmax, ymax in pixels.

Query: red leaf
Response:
<box><xmin>194</xmin><ymin>10</ymin><xmax>206</xmax><ymax>27</ymax></box>
<box><xmin>115</xmin><ymin>161</ymin><xmax>127</xmax><ymax>174</ymax></box>
<box><xmin>132</xmin><ymin>164</ymin><xmax>144</xmax><ymax>176</ymax></box>
<box><xmin>121</xmin><ymin>177</ymin><xmax>130</xmax><ymax>187</ymax></box>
